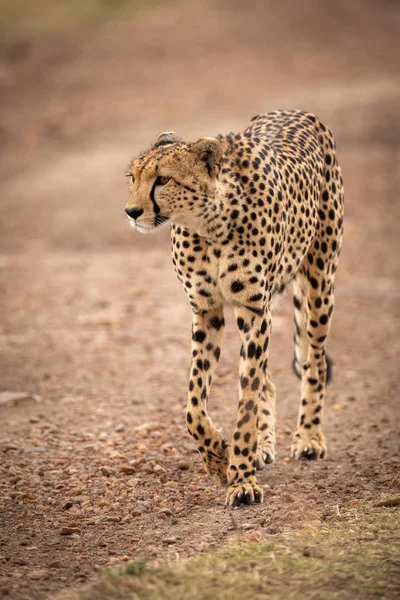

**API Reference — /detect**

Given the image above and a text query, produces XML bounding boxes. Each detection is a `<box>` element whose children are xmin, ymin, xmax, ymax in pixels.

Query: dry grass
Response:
<box><xmin>56</xmin><ymin>501</ymin><xmax>400</xmax><ymax>600</ymax></box>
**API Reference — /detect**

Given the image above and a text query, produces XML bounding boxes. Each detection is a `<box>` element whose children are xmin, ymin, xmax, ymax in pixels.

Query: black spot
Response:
<box><xmin>231</xmin><ymin>281</ymin><xmax>245</xmax><ymax>293</ymax></box>
<box><xmin>209</xmin><ymin>316</ymin><xmax>224</xmax><ymax>330</ymax></box>
<box><xmin>247</xmin><ymin>342</ymin><xmax>256</xmax><ymax>358</ymax></box>
<box><xmin>249</xmin><ymin>293</ymin><xmax>263</xmax><ymax>302</ymax></box>
<box><xmin>237</xmin><ymin>317</ymin><xmax>245</xmax><ymax>330</ymax></box>
<box><xmin>293</xmin><ymin>295</ymin><xmax>302</xmax><ymax>310</ymax></box>
<box><xmin>193</xmin><ymin>330</ymin><xmax>206</xmax><ymax>343</ymax></box>
<box><xmin>240</xmin><ymin>376</ymin><xmax>249</xmax><ymax>389</ymax></box>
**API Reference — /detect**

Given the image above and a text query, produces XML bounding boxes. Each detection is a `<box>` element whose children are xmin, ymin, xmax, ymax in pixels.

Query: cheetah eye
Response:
<box><xmin>155</xmin><ymin>175</ymin><xmax>171</xmax><ymax>186</ymax></box>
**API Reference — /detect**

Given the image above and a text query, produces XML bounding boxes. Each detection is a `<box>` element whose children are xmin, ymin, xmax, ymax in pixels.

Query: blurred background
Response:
<box><xmin>1</xmin><ymin>0</ymin><xmax>399</xmax><ymax>252</ymax></box>
<box><xmin>1</xmin><ymin>0</ymin><xmax>399</xmax><ymax>403</ymax></box>
<box><xmin>0</xmin><ymin>1</ymin><xmax>399</xmax><ymax>597</ymax></box>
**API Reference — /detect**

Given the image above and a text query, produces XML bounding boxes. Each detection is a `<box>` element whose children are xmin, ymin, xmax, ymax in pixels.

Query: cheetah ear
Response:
<box><xmin>153</xmin><ymin>131</ymin><xmax>182</xmax><ymax>149</ymax></box>
<box><xmin>193</xmin><ymin>137</ymin><xmax>222</xmax><ymax>177</ymax></box>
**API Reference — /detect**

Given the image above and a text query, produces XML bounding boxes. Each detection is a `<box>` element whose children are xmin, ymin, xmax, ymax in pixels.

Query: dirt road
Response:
<box><xmin>0</xmin><ymin>1</ymin><xmax>399</xmax><ymax>598</ymax></box>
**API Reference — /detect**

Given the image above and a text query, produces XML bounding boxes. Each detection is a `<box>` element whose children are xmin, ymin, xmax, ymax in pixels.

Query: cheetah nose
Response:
<box><xmin>125</xmin><ymin>207</ymin><xmax>144</xmax><ymax>220</ymax></box>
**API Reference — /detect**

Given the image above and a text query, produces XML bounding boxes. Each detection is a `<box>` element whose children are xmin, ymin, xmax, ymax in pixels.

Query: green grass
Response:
<box><xmin>56</xmin><ymin>502</ymin><xmax>400</xmax><ymax>600</ymax></box>
<box><xmin>0</xmin><ymin>0</ymin><xmax>166</xmax><ymax>41</ymax></box>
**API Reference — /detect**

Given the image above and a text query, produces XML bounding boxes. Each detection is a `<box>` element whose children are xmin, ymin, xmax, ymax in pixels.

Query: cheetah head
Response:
<box><xmin>125</xmin><ymin>132</ymin><xmax>223</xmax><ymax>237</ymax></box>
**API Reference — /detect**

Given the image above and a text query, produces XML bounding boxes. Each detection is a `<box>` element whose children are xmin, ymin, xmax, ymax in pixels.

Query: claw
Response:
<box><xmin>291</xmin><ymin>432</ymin><xmax>327</xmax><ymax>461</ymax></box>
<box><xmin>255</xmin><ymin>446</ymin><xmax>276</xmax><ymax>470</ymax></box>
<box><xmin>226</xmin><ymin>480</ymin><xmax>263</xmax><ymax>507</ymax></box>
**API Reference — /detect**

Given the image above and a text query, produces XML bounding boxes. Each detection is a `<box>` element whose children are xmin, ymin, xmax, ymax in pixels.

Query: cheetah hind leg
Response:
<box><xmin>203</xmin><ymin>437</ymin><xmax>230</xmax><ymax>484</ymax></box>
<box><xmin>255</xmin><ymin>371</ymin><xmax>276</xmax><ymax>469</ymax></box>
<box><xmin>290</xmin><ymin>265</ymin><xmax>335</xmax><ymax>461</ymax></box>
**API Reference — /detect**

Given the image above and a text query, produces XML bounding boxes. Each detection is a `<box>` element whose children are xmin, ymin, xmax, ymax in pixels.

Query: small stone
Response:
<box><xmin>176</xmin><ymin>461</ymin><xmax>190</xmax><ymax>470</ymax></box>
<box><xmin>0</xmin><ymin>391</ymin><xmax>32</xmax><ymax>405</ymax></box>
<box><xmin>29</xmin><ymin>416</ymin><xmax>40</xmax><ymax>424</ymax></box>
<box><xmin>60</xmin><ymin>526</ymin><xmax>81</xmax><ymax>535</ymax></box>
<box><xmin>119</xmin><ymin>465</ymin><xmax>136</xmax><ymax>474</ymax></box>
<box><xmin>49</xmin><ymin>560</ymin><xmax>62</xmax><ymax>568</ymax></box>
<box><xmin>22</xmin><ymin>446</ymin><xmax>46</xmax><ymax>453</ymax></box>
<box><xmin>162</xmin><ymin>537</ymin><xmax>177</xmax><ymax>544</ymax></box>
<box><xmin>1</xmin><ymin>443</ymin><xmax>19</xmax><ymax>451</ymax></box>
<box><xmin>10</xmin><ymin>557</ymin><xmax>28</xmax><ymax>566</ymax></box>
<box><xmin>98</xmin><ymin>432</ymin><xmax>108</xmax><ymax>441</ymax></box>
<box><xmin>133</xmin><ymin>422</ymin><xmax>163</xmax><ymax>433</ymax></box>
<box><xmin>62</xmin><ymin>501</ymin><xmax>73</xmax><ymax>511</ymax></box>
<box><xmin>9</xmin><ymin>476</ymin><xmax>22</xmax><ymax>484</ymax></box>
<box><xmin>115</xmin><ymin>423</ymin><xmax>125</xmax><ymax>433</ymax></box>
<box><xmin>343</xmin><ymin>499</ymin><xmax>363</xmax><ymax>507</ymax></box>
<box><xmin>374</xmin><ymin>496</ymin><xmax>400</xmax><ymax>507</ymax></box>
<box><xmin>239</xmin><ymin>523</ymin><xmax>258</xmax><ymax>530</ymax></box>
<box><xmin>28</xmin><ymin>569</ymin><xmax>51</xmax><ymax>581</ymax></box>
<box><xmin>100</xmin><ymin>466</ymin><xmax>112</xmax><ymax>477</ymax></box>
<box><xmin>153</xmin><ymin>464</ymin><xmax>167</xmax><ymax>474</ymax></box>
<box><xmin>377</xmin><ymin>475</ymin><xmax>392</xmax><ymax>484</ymax></box>
<box><xmin>9</xmin><ymin>492</ymin><xmax>24</xmax><ymax>499</ymax></box>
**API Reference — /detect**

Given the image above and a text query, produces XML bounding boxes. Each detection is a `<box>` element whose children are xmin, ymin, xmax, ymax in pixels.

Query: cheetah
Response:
<box><xmin>124</xmin><ymin>110</ymin><xmax>344</xmax><ymax>507</ymax></box>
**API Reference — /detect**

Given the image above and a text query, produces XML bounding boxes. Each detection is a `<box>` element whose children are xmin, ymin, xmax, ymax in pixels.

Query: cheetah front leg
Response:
<box><xmin>226</xmin><ymin>306</ymin><xmax>271</xmax><ymax>506</ymax></box>
<box><xmin>186</xmin><ymin>308</ymin><xmax>229</xmax><ymax>484</ymax></box>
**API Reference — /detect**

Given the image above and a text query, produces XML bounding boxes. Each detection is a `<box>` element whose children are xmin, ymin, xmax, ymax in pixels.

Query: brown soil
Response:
<box><xmin>0</xmin><ymin>1</ymin><xmax>399</xmax><ymax>598</ymax></box>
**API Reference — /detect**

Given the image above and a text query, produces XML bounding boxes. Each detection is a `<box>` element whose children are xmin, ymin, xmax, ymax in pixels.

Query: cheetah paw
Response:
<box><xmin>255</xmin><ymin>444</ymin><xmax>276</xmax><ymax>470</ymax></box>
<box><xmin>225</xmin><ymin>479</ymin><xmax>263</xmax><ymax>507</ymax></box>
<box><xmin>291</xmin><ymin>433</ymin><xmax>327</xmax><ymax>460</ymax></box>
